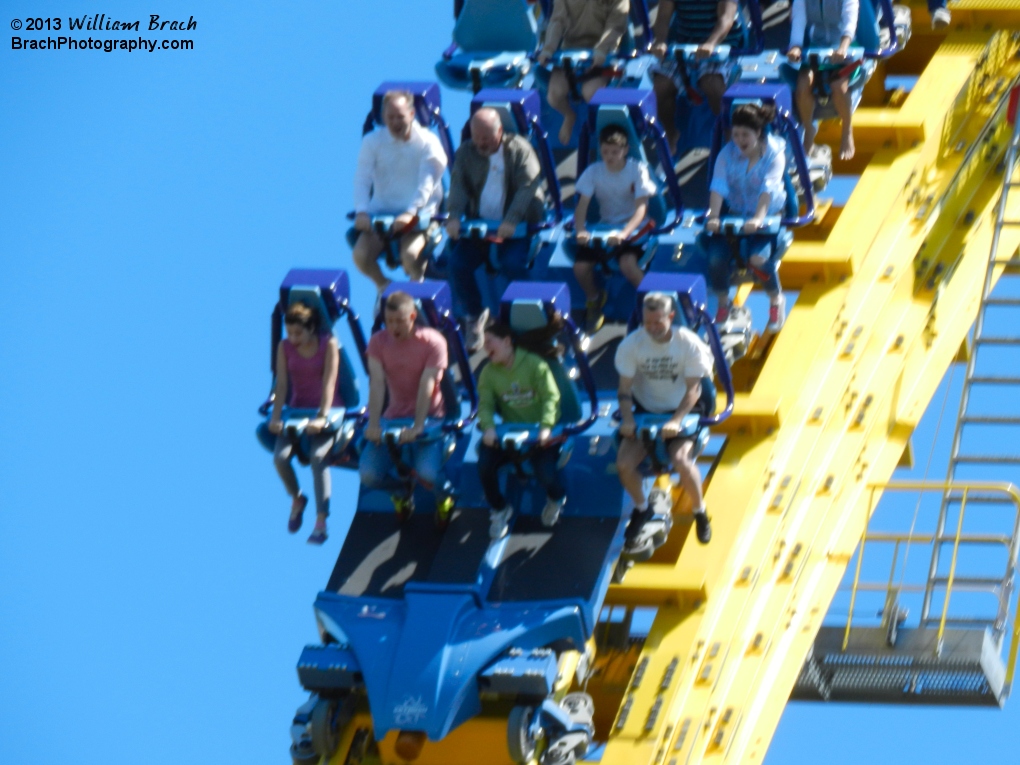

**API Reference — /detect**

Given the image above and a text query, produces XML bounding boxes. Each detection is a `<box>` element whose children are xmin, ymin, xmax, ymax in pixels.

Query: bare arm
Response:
<box><xmin>401</xmin><ymin>366</ymin><xmax>441</xmax><ymax>442</ymax></box>
<box><xmin>618</xmin><ymin>375</ymin><xmax>637</xmax><ymax>437</ymax></box>
<box><xmin>619</xmin><ymin>197</ymin><xmax>649</xmax><ymax>240</ymax></box>
<box><xmin>671</xmin><ymin>378</ymin><xmax>701</xmax><ymax>422</ymax></box>
<box><xmin>318</xmin><ymin>338</ymin><xmax>340</xmax><ymax>417</ymax></box>
<box><xmin>704</xmin><ymin>1</ymin><xmax>738</xmax><ymax>49</ymax></box>
<box><xmin>574</xmin><ymin>194</ymin><xmax>592</xmax><ymax>241</ymax></box>
<box><xmin>270</xmin><ymin>343</ymin><xmax>289</xmax><ymax>431</ymax></box>
<box><xmin>652</xmin><ymin>0</ymin><xmax>675</xmax><ymax>47</ymax></box>
<box><xmin>366</xmin><ymin>356</ymin><xmax>386</xmax><ymax>442</ymax></box>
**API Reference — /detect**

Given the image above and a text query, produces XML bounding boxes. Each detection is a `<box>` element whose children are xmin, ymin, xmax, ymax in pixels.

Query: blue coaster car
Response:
<box><xmin>435</xmin><ymin>0</ymin><xmax>545</xmax><ymax>93</ymax></box>
<box><xmin>360</xmin><ymin>279</ymin><xmax>479</xmax><ymax>526</ymax></box>
<box><xmin>435</xmin><ymin>88</ymin><xmax>564</xmax><ymax>313</ymax></box>
<box><xmin>552</xmin><ymin>87</ymin><xmax>686</xmax><ymax>322</ymax></box>
<box><xmin>345</xmin><ymin>81</ymin><xmax>457</xmax><ymax>272</ymax></box>
<box><xmin>612</xmin><ymin>273</ymin><xmax>734</xmax><ymax>577</ymax></box>
<box><xmin>289</xmin><ymin>282</ymin><xmax>637</xmax><ymax>765</ymax></box>
<box><xmin>256</xmin><ymin>269</ymin><xmax>369</xmax><ymax>469</ymax></box>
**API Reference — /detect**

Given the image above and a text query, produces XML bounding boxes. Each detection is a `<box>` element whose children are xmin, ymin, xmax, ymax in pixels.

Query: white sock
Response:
<box><xmin>693</xmin><ymin>506</ymin><xmax>706</xmax><ymax>516</ymax></box>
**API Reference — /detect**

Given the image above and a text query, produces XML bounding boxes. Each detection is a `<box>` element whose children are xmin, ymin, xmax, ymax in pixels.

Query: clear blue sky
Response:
<box><xmin>1</xmin><ymin>2</ymin><xmax>1016</xmax><ymax>763</ymax></box>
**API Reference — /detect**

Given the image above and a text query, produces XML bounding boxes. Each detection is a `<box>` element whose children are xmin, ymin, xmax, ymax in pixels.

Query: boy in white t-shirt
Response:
<box><xmin>574</xmin><ymin>124</ymin><xmax>659</xmax><ymax>332</ymax></box>
<box><xmin>614</xmin><ymin>292</ymin><xmax>715</xmax><ymax>546</ymax></box>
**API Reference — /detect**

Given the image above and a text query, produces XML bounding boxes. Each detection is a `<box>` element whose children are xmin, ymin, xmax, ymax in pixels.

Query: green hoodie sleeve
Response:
<box><xmin>477</xmin><ymin>364</ymin><xmax>497</xmax><ymax>430</ymax></box>
<box><xmin>534</xmin><ymin>357</ymin><xmax>561</xmax><ymax>429</ymax></box>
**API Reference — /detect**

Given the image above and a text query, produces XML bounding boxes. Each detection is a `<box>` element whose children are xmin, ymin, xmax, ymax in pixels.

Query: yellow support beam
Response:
<box><xmin>598</xmin><ymin>29</ymin><xmax>1020</xmax><ymax>765</ymax></box>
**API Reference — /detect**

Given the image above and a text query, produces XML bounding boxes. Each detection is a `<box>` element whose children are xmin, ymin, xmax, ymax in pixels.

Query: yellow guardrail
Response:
<box><xmin>843</xmin><ymin>481</ymin><xmax>1020</xmax><ymax>689</ymax></box>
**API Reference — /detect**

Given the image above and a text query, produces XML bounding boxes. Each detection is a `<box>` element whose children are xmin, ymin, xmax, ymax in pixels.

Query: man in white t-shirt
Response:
<box><xmin>351</xmin><ymin>90</ymin><xmax>448</xmax><ymax>292</ymax></box>
<box><xmin>615</xmin><ymin>291</ymin><xmax>715</xmax><ymax>545</ymax></box>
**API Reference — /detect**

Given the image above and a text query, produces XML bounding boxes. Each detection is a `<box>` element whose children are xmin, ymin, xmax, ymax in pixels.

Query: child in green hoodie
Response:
<box><xmin>477</xmin><ymin>319</ymin><xmax>567</xmax><ymax>539</ymax></box>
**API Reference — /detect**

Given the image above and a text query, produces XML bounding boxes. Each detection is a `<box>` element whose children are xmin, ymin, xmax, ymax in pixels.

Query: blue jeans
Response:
<box><xmin>359</xmin><ymin>438</ymin><xmax>446</xmax><ymax>494</ymax></box>
<box><xmin>927</xmin><ymin>0</ymin><xmax>947</xmax><ymax>12</ymax></box>
<box><xmin>477</xmin><ymin>443</ymin><xmax>566</xmax><ymax>511</ymax></box>
<box><xmin>701</xmin><ymin>232</ymin><xmax>781</xmax><ymax>295</ymax></box>
<box><xmin>449</xmin><ymin>237</ymin><xmax>531</xmax><ymax>318</ymax></box>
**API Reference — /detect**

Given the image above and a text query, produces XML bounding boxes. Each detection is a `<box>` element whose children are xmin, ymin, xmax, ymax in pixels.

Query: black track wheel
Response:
<box><xmin>310</xmin><ymin>697</ymin><xmax>339</xmax><ymax>759</ymax></box>
<box><xmin>507</xmin><ymin>705</ymin><xmax>538</xmax><ymax>764</ymax></box>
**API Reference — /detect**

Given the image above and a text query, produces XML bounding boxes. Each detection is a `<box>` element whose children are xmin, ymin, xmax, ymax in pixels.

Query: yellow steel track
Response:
<box><xmin>326</xmin><ymin>5</ymin><xmax>1020</xmax><ymax>764</ymax></box>
<box><xmin>601</xmin><ymin>8</ymin><xmax>1020</xmax><ymax>764</ymax></box>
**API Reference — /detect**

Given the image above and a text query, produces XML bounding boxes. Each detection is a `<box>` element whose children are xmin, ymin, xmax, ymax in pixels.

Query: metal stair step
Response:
<box><xmin>953</xmin><ymin>455</ymin><xmax>1020</xmax><ymax>465</ymax></box>
<box><xmin>974</xmin><ymin>336</ymin><xmax>1020</xmax><ymax>345</ymax></box>
<box><xmin>969</xmin><ymin>375</ymin><xmax>1020</xmax><ymax>384</ymax></box>
<box><xmin>960</xmin><ymin>415</ymin><xmax>1020</xmax><ymax>425</ymax></box>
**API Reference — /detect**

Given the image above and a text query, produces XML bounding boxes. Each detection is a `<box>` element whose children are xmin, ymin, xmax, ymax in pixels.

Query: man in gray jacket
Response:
<box><xmin>446</xmin><ymin>107</ymin><xmax>546</xmax><ymax>350</ymax></box>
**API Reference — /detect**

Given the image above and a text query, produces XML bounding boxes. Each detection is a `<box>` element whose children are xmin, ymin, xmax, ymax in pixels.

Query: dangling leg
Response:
<box><xmin>274</xmin><ymin>432</ymin><xmax>308</xmax><ymax>532</ymax></box>
<box><xmin>546</xmin><ymin>68</ymin><xmax>576</xmax><ymax>147</ymax></box>
<box><xmin>832</xmin><ymin>75</ymin><xmax>855</xmax><ymax>160</ymax></box>
<box><xmin>399</xmin><ymin>230</ymin><xmax>429</xmax><ymax>281</ymax></box>
<box><xmin>306</xmin><ymin>432</ymin><xmax>336</xmax><ymax>544</ymax></box>
<box><xmin>352</xmin><ymin>230</ymin><xmax>390</xmax><ymax>291</ymax></box>
<box><xmin>697</xmin><ymin>72</ymin><xmax>726</xmax><ymax>116</ymax></box>
<box><xmin>795</xmin><ymin>68</ymin><xmax>817</xmax><ymax>155</ymax></box>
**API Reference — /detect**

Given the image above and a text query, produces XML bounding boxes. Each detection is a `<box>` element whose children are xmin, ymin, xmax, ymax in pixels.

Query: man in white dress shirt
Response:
<box><xmin>351</xmin><ymin>90</ymin><xmax>448</xmax><ymax>291</ymax></box>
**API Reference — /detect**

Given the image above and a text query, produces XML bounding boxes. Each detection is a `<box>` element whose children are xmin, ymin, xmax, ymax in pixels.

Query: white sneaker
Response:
<box><xmin>931</xmin><ymin>7</ymin><xmax>950</xmax><ymax>29</ymax></box>
<box><xmin>541</xmin><ymin>496</ymin><xmax>566</xmax><ymax>527</ymax></box>
<box><xmin>647</xmin><ymin>486</ymin><xmax>672</xmax><ymax>515</ymax></box>
<box><xmin>489</xmin><ymin>504</ymin><xmax>513</xmax><ymax>539</ymax></box>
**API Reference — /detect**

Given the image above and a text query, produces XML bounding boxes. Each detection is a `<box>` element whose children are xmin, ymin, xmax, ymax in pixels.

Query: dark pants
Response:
<box><xmin>701</xmin><ymin>232</ymin><xmax>781</xmax><ymax>295</ymax></box>
<box><xmin>927</xmin><ymin>0</ymin><xmax>947</xmax><ymax>11</ymax></box>
<box><xmin>477</xmin><ymin>443</ymin><xmax>566</xmax><ymax>511</ymax></box>
<box><xmin>449</xmin><ymin>237</ymin><xmax>531</xmax><ymax>318</ymax></box>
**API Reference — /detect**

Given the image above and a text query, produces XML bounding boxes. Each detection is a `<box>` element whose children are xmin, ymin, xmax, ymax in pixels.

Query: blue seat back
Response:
<box><xmin>498</xmin><ymin>282</ymin><xmax>582</xmax><ymax>426</ymax></box>
<box><xmin>856</xmin><ymin>0</ymin><xmax>882</xmax><ymax>52</ymax></box>
<box><xmin>453</xmin><ymin>0</ymin><xmax>539</xmax><ymax>53</ymax></box>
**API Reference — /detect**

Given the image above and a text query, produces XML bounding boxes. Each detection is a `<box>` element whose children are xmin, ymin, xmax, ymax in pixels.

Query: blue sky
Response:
<box><xmin>1</xmin><ymin>2</ymin><xmax>1016</xmax><ymax>763</ymax></box>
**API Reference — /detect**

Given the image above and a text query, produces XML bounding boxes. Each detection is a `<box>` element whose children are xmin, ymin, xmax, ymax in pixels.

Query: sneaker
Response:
<box><xmin>489</xmin><ymin>505</ymin><xmax>513</xmax><ymax>539</ymax></box>
<box><xmin>288</xmin><ymin>494</ymin><xmax>308</xmax><ymax>533</ymax></box>
<box><xmin>307</xmin><ymin>522</ymin><xmax>328</xmax><ymax>545</ymax></box>
<box><xmin>714</xmin><ymin>305</ymin><xmax>729</xmax><ymax>324</ymax></box>
<box><xmin>585</xmin><ymin>290</ymin><xmax>608</xmax><ymax>334</ymax></box>
<box><xmin>624</xmin><ymin>506</ymin><xmax>655</xmax><ymax>544</ymax></box>
<box><xmin>647</xmin><ymin>486</ymin><xmax>672</xmax><ymax>515</ymax></box>
<box><xmin>463</xmin><ymin>308</ymin><xmax>489</xmax><ymax>353</ymax></box>
<box><xmin>541</xmin><ymin>496</ymin><xmax>566</xmax><ymax>527</ymax></box>
<box><xmin>392</xmin><ymin>493</ymin><xmax>415</xmax><ymax>521</ymax></box>
<box><xmin>767</xmin><ymin>294</ymin><xmax>786</xmax><ymax>333</ymax></box>
<box><xmin>694</xmin><ymin>511</ymin><xmax>712</xmax><ymax>545</ymax></box>
<box><xmin>931</xmin><ymin>7</ymin><xmax>950</xmax><ymax>29</ymax></box>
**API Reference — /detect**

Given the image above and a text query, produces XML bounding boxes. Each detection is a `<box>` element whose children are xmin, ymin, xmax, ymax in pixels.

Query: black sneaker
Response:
<box><xmin>694</xmin><ymin>512</ymin><xmax>712</xmax><ymax>544</ymax></box>
<box><xmin>624</xmin><ymin>507</ymin><xmax>655</xmax><ymax>545</ymax></box>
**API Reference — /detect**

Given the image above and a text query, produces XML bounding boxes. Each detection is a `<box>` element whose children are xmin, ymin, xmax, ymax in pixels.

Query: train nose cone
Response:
<box><xmin>395</xmin><ymin>730</ymin><xmax>427</xmax><ymax>761</ymax></box>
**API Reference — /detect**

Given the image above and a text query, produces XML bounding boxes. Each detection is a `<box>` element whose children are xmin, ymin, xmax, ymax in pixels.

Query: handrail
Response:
<box><xmin>842</xmin><ymin>481</ymin><xmax>1020</xmax><ymax>693</ymax></box>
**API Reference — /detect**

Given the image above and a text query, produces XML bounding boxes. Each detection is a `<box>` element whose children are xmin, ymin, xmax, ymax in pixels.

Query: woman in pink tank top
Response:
<box><xmin>268</xmin><ymin>302</ymin><xmax>342</xmax><ymax>544</ymax></box>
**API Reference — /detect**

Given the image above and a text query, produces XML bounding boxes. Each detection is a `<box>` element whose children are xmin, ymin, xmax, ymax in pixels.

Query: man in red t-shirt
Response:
<box><xmin>360</xmin><ymin>291</ymin><xmax>449</xmax><ymax>515</ymax></box>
